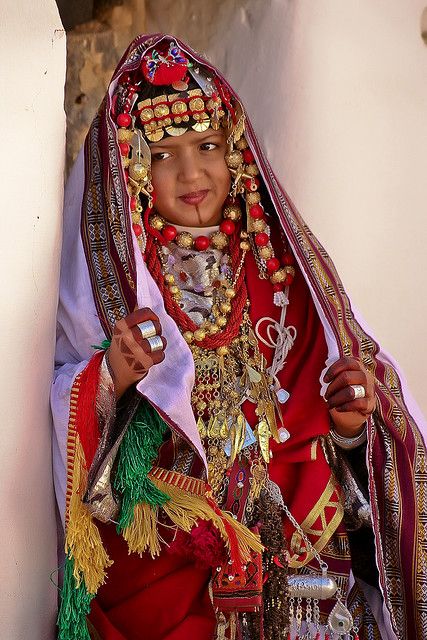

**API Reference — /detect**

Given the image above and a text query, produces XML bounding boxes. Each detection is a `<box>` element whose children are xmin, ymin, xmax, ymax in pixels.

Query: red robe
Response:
<box><xmin>89</xmin><ymin>252</ymin><xmax>335</xmax><ymax>640</ymax></box>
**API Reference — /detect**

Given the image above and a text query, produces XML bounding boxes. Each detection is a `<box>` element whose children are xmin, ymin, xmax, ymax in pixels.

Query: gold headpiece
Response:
<box><xmin>137</xmin><ymin>88</ymin><xmax>226</xmax><ymax>142</ymax></box>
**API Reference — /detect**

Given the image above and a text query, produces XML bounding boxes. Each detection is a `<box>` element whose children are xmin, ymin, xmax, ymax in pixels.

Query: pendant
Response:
<box><xmin>257</xmin><ymin>419</ymin><xmax>270</xmax><ymax>463</ymax></box>
<box><xmin>276</xmin><ymin>388</ymin><xmax>290</xmax><ymax>404</ymax></box>
<box><xmin>327</xmin><ymin>600</ymin><xmax>353</xmax><ymax>635</ymax></box>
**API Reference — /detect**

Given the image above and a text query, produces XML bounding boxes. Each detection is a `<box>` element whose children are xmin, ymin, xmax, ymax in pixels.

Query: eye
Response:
<box><xmin>151</xmin><ymin>151</ymin><xmax>171</xmax><ymax>161</ymax></box>
<box><xmin>200</xmin><ymin>142</ymin><xmax>219</xmax><ymax>151</ymax></box>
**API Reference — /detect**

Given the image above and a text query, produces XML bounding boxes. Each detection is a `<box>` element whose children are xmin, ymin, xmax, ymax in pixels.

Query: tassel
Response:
<box><xmin>57</xmin><ymin>554</ymin><xmax>93</xmax><ymax>640</ymax></box>
<box><xmin>66</xmin><ymin>439</ymin><xmax>113</xmax><ymax>593</ymax></box>
<box><xmin>150</xmin><ymin>475</ymin><xmax>263</xmax><ymax>568</ymax></box>
<box><xmin>75</xmin><ymin>351</ymin><xmax>105</xmax><ymax>468</ymax></box>
<box><xmin>122</xmin><ymin>502</ymin><xmax>161</xmax><ymax>557</ymax></box>
<box><xmin>114</xmin><ymin>400</ymin><xmax>169</xmax><ymax>531</ymax></box>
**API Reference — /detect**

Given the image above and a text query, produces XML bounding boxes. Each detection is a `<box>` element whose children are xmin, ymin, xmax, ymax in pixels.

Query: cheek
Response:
<box><xmin>215</xmin><ymin>162</ymin><xmax>231</xmax><ymax>199</ymax></box>
<box><xmin>151</xmin><ymin>166</ymin><xmax>172</xmax><ymax>208</ymax></box>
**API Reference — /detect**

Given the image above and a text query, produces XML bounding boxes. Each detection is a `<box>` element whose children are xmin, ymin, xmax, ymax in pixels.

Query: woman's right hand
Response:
<box><xmin>107</xmin><ymin>308</ymin><xmax>166</xmax><ymax>399</ymax></box>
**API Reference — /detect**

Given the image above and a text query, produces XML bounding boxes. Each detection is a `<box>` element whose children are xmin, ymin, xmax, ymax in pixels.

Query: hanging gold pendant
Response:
<box><xmin>265</xmin><ymin>402</ymin><xmax>280</xmax><ymax>443</ymax></box>
<box><xmin>208</xmin><ymin>416</ymin><xmax>221</xmax><ymax>438</ymax></box>
<box><xmin>229</xmin><ymin>413</ymin><xmax>246</xmax><ymax>464</ymax></box>
<box><xmin>197</xmin><ymin>416</ymin><xmax>207</xmax><ymax>438</ymax></box>
<box><xmin>257</xmin><ymin>419</ymin><xmax>271</xmax><ymax>463</ymax></box>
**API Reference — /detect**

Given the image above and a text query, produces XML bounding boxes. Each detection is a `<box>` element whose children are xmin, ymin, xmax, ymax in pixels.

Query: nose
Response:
<box><xmin>178</xmin><ymin>148</ymin><xmax>204</xmax><ymax>184</ymax></box>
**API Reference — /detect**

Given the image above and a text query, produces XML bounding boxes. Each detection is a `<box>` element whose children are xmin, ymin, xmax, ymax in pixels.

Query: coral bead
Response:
<box><xmin>255</xmin><ymin>232</ymin><xmax>269</xmax><ymax>247</ymax></box>
<box><xmin>195</xmin><ymin>235</ymin><xmax>210</xmax><ymax>251</ymax></box>
<box><xmin>284</xmin><ymin>273</ymin><xmax>294</xmax><ymax>286</ymax></box>
<box><xmin>244</xmin><ymin>177</ymin><xmax>259</xmax><ymax>191</ymax></box>
<box><xmin>117</xmin><ymin>113</ymin><xmax>131</xmax><ymax>128</ymax></box>
<box><xmin>249</xmin><ymin>204</ymin><xmax>264</xmax><ymax>219</ymax></box>
<box><xmin>242</xmin><ymin>148</ymin><xmax>254</xmax><ymax>164</ymax></box>
<box><xmin>119</xmin><ymin>142</ymin><xmax>130</xmax><ymax>156</ymax></box>
<box><xmin>162</xmin><ymin>225</ymin><xmax>178</xmax><ymax>242</ymax></box>
<box><xmin>273</xmin><ymin>283</ymin><xmax>284</xmax><ymax>292</ymax></box>
<box><xmin>266</xmin><ymin>257</ymin><xmax>280</xmax><ymax>273</ymax></box>
<box><xmin>219</xmin><ymin>219</ymin><xmax>235</xmax><ymax>235</ymax></box>
<box><xmin>130</xmin><ymin>195</ymin><xmax>137</xmax><ymax>211</ymax></box>
<box><xmin>281</xmin><ymin>252</ymin><xmax>294</xmax><ymax>266</ymax></box>
<box><xmin>132</xmin><ymin>223</ymin><xmax>142</xmax><ymax>236</ymax></box>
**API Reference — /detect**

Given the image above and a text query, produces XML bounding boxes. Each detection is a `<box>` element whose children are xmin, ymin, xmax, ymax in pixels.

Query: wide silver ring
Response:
<box><xmin>137</xmin><ymin>320</ymin><xmax>157</xmax><ymax>339</ymax></box>
<box><xmin>146</xmin><ymin>335</ymin><xmax>164</xmax><ymax>353</ymax></box>
<box><xmin>350</xmin><ymin>384</ymin><xmax>366</xmax><ymax>399</ymax></box>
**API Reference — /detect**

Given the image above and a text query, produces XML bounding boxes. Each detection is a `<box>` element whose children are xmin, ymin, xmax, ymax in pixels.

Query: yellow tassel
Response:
<box><xmin>122</xmin><ymin>502</ymin><xmax>161</xmax><ymax>558</ymax></box>
<box><xmin>65</xmin><ymin>438</ymin><xmax>113</xmax><ymax>593</ymax></box>
<box><xmin>151</xmin><ymin>476</ymin><xmax>263</xmax><ymax>563</ymax></box>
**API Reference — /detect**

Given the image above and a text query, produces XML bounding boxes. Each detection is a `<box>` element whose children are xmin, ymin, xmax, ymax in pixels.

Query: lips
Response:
<box><xmin>179</xmin><ymin>189</ymin><xmax>209</xmax><ymax>206</ymax></box>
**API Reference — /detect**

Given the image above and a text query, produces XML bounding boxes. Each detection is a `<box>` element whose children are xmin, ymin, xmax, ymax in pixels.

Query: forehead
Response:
<box><xmin>149</xmin><ymin>128</ymin><xmax>225</xmax><ymax>150</ymax></box>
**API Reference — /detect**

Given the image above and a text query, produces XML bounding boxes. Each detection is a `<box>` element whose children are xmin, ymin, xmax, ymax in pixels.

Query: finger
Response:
<box><xmin>324</xmin><ymin>357</ymin><xmax>363</xmax><ymax>383</ymax></box>
<box><xmin>129</xmin><ymin>320</ymin><xmax>162</xmax><ymax>345</ymax></box>
<box><xmin>327</xmin><ymin>386</ymin><xmax>370</xmax><ymax>411</ymax></box>
<box><xmin>125</xmin><ymin>307</ymin><xmax>162</xmax><ymax>329</ymax></box>
<box><xmin>334</xmin><ymin>398</ymin><xmax>374</xmax><ymax>415</ymax></box>
<box><xmin>151</xmin><ymin>336</ymin><xmax>167</xmax><ymax>364</ymax></box>
<box><xmin>139</xmin><ymin>335</ymin><xmax>167</xmax><ymax>359</ymax></box>
<box><xmin>324</xmin><ymin>370</ymin><xmax>366</xmax><ymax>400</ymax></box>
<box><xmin>120</xmin><ymin>332</ymin><xmax>154</xmax><ymax>370</ymax></box>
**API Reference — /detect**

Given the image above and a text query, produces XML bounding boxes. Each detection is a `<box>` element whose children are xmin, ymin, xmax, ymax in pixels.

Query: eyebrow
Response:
<box><xmin>150</xmin><ymin>131</ymin><xmax>224</xmax><ymax>151</ymax></box>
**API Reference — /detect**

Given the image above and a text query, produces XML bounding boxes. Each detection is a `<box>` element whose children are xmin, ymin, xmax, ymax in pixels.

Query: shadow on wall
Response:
<box><xmin>56</xmin><ymin>0</ymin><xmax>145</xmax><ymax>174</ymax></box>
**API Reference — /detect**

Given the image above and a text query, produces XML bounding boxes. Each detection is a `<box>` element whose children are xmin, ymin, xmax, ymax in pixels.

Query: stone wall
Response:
<box><xmin>64</xmin><ymin>0</ymin><xmax>145</xmax><ymax>173</ymax></box>
<box><xmin>145</xmin><ymin>0</ymin><xmax>248</xmax><ymax>57</ymax></box>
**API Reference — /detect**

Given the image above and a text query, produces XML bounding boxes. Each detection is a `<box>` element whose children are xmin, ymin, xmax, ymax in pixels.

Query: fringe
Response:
<box><xmin>113</xmin><ymin>400</ymin><xmax>169</xmax><ymax>531</ymax></box>
<box><xmin>57</xmin><ymin>554</ymin><xmax>93</xmax><ymax>640</ymax></box>
<box><xmin>122</xmin><ymin>502</ymin><xmax>161</xmax><ymax>557</ymax></box>
<box><xmin>66</xmin><ymin>439</ymin><xmax>113</xmax><ymax>593</ymax></box>
<box><xmin>134</xmin><ymin>473</ymin><xmax>264</xmax><ymax>570</ymax></box>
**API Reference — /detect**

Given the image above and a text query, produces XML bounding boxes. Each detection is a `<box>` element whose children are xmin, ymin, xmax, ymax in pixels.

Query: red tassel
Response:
<box><xmin>207</xmin><ymin>496</ymin><xmax>244</xmax><ymax>574</ymax></box>
<box><xmin>75</xmin><ymin>350</ymin><xmax>105</xmax><ymax>467</ymax></box>
<box><xmin>168</xmin><ymin>520</ymin><xmax>227</xmax><ymax>569</ymax></box>
<box><xmin>273</xmin><ymin>554</ymin><xmax>285</xmax><ymax>568</ymax></box>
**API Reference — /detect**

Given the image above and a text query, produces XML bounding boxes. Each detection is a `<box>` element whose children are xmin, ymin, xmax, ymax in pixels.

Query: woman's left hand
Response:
<box><xmin>324</xmin><ymin>356</ymin><xmax>376</xmax><ymax>437</ymax></box>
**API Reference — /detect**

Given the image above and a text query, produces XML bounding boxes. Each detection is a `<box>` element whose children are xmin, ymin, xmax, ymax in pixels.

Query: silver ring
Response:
<box><xmin>146</xmin><ymin>335</ymin><xmax>164</xmax><ymax>353</ymax></box>
<box><xmin>137</xmin><ymin>320</ymin><xmax>157</xmax><ymax>339</ymax></box>
<box><xmin>350</xmin><ymin>384</ymin><xmax>366</xmax><ymax>399</ymax></box>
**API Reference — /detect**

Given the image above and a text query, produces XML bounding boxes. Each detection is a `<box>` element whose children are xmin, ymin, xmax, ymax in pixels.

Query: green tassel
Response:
<box><xmin>91</xmin><ymin>339</ymin><xmax>111</xmax><ymax>351</ymax></box>
<box><xmin>114</xmin><ymin>401</ymin><xmax>169</xmax><ymax>531</ymax></box>
<box><xmin>57</xmin><ymin>554</ymin><xmax>94</xmax><ymax>640</ymax></box>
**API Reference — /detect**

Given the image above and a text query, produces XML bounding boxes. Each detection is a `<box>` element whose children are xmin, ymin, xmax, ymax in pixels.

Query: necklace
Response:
<box><xmin>144</xmin><ymin>219</ymin><xmax>287</xmax><ymax>501</ymax></box>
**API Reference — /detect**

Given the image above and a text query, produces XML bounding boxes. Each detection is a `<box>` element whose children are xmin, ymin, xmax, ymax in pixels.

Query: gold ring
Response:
<box><xmin>137</xmin><ymin>320</ymin><xmax>157</xmax><ymax>339</ymax></box>
<box><xmin>350</xmin><ymin>384</ymin><xmax>365</xmax><ymax>399</ymax></box>
<box><xmin>146</xmin><ymin>335</ymin><xmax>164</xmax><ymax>353</ymax></box>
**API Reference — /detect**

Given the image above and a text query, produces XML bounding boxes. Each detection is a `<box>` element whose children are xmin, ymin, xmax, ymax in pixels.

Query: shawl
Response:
<box><xmin>52</xmin><ymin>33</ymin><xmax>427</xmax><ymax>639</ymax></box>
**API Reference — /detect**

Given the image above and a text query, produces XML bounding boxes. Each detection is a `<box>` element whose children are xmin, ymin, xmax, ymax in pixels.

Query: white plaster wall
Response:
<box><xmin>0</xmin><ymin>2</ymin><xmax>66</xmax><ymax>638</ymax></box>
<box><xmin>210</xmin><ymin>0</ymin><xmax>427</xmax><ymax>418</ymax></box>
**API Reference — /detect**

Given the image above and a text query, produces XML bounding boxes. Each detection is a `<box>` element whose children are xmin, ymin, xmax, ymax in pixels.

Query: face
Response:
<box><xmin>149</xmin><ymin>128</ymin><xmax>231</xmax><ymax>227</ymax></box>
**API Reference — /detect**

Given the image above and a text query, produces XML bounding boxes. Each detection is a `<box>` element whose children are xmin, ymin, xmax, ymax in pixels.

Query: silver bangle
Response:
<box><xmin>329</xmin><ymin>423</ymin><xmax>367</xmax><ymax>450</ymax></box>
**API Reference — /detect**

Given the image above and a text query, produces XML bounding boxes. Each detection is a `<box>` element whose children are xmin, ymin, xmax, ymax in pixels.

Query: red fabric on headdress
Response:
<box><xmin>141</xmin><ymin>43</ymin><xmax>189</xmax><ymax>86</ymax></box>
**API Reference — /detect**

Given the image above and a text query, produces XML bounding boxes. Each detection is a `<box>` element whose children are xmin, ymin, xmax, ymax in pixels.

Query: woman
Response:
<box><xmin>52</xmin><ymin>35</ymin><xmax>426</xmax><ymax>640</ymax></box>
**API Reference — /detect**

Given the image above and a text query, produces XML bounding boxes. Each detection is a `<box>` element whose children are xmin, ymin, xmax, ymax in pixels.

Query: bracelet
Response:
<box><xmin>329</xmin><ymin>423</ymin><xmax>367</xmax><ymax>450</ymax></box>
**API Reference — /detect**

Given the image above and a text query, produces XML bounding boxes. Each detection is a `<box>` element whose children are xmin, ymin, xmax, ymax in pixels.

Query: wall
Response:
<box><xmin>65</xmin><ymin>0</ymin><xmax>146</xmax><ymax>172</ymax></box>
<box><xmin>0</xmin><ymin>2</ymin><xmax>66</xmax><ymax>638</ymax></box>
<box><xmin>151</xmin><ymin>0</ymin><xmax>427</xmax><ymax>418</ymax></box>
